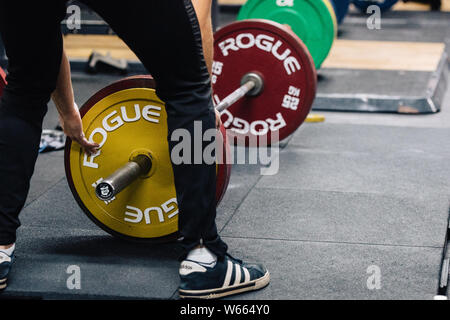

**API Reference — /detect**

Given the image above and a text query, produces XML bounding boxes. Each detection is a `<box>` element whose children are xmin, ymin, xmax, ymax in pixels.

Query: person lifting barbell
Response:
<box><xmin>0</xmin><ymin>0</ymin><xmax>270</xmax><ymax>299</ymax></box>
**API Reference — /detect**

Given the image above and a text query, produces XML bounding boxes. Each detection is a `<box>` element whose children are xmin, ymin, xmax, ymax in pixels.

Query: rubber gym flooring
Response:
<box><xmin>1</xmin><ymin>3</ymin><xmax>450</xmax><ymax>299</ymax></box>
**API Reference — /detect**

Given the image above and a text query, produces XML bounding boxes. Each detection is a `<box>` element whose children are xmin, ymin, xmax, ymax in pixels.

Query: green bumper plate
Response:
<box><xmin>237</xmin><ymin>0</ymin><xmax>336</xmax><ymax>69</ymax></box>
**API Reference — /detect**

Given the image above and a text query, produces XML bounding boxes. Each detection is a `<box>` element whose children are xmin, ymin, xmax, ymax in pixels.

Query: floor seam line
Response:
<box><xmin>221</xmin><ymin>235</ymin><xmax>443</xmax><ymax>249</ymax></box>
<box><xmin>23</xmin><ymin>177</ymin><xmax>66</xmax><ymax>209</ymax></box>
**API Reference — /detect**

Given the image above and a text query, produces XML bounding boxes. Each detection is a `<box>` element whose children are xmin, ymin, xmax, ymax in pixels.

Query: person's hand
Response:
<box><xmin>59</xmin><ymin>107</ymin><xmax>99</xmax><ymax>156</ymax></box>
<box><xmin>215</xmin><ymin>109</ymin><xmax>222</xmax><ymax>128</ymax></box>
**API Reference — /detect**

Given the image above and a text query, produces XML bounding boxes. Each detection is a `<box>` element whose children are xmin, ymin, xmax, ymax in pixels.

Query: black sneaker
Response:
<box><xmin>179</xmin><ymin>254</ymin><xmax>270</xmax><ymax>299</ymax></box>
<box><xmin>0</xmin><ymin>249</ymin><xmax>14</xmax><ymax>291</ymax></box>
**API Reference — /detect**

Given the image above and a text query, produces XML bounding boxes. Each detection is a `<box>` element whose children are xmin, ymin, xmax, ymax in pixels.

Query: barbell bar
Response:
<box><xmin>66</xmin><ymin>19</ymin><xmax>316</xmax><ymax>241</ymax></box>
<box><xmin>94</xmin><ymin>19</ymin><xmax>318</xmax><ymax>202</ymax></box>
<box><xmin>95</xmin><ymin>72</ymin><xmax>262</xmax><ymax>202</ymax></box>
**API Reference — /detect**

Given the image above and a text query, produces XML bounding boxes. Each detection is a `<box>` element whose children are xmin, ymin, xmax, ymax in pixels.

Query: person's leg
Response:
<box><xmin>80</xmin><ymin>0</ymin><xmax>269</xmax><ymax>299</ymax></box>
<box><xmin>0</xmin><ymin>2</ymin><xmax>67</xmax><ymax>246</ymax></box>
<box><xmin>82</xmin><ymin>0</ymin><xmax>227</xmax><ymax>259</ymax></box>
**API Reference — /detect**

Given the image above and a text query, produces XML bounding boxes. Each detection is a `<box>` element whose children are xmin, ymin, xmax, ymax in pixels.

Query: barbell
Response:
<box><xmin>65</xmin><ymin>19</ymin><xmax>317</xmax><ymax>241</ymax></box>
<box><xmin>65</xmin><ymin>75</ymin><xmax>231</xmax><ymax>242</ymax></box>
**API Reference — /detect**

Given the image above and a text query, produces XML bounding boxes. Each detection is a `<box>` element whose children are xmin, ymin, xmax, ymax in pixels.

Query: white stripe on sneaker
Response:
<box><xmin>222</xmin><ymin>260</ymin><xmax>233</xmax><ymax>288</ymax></box>
<box><xmin>233</xmin><ymin>264</ymin><xmax>241</xmax><ymax>286</ymax></box>
<box><xmin>243</xmin><ymin>267</ymin><xmax>250</xmax><ymax>283</ymax></box>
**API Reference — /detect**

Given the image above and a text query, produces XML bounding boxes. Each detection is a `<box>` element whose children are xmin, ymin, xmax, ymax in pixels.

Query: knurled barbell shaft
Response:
<box><xmin>95</xmin><ymin>154</ymin><xmax>152</xmax><ymax>201</ymax></box>
<box><xmin>215</xmin><ymin>72</ymin><xmax>264</xmax><ymax>112</ymax></box>
<box><xmin>215</xmin><ymin>80</ymin><xmax>256</xmax><ymax>112</ymax></box>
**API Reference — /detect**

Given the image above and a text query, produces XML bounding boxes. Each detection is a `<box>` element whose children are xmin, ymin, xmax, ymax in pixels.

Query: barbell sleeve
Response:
<box><xmin>95</xmin><ymin>154</ymin><xmax>152</xmax><ymax>201</ymax></box>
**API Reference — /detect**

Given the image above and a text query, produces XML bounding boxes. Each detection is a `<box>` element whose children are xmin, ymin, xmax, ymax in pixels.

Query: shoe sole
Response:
<box><xmin>179</xmin><ymin>270</ymin><xmax>270</xmax><ymax>299</ymax></box>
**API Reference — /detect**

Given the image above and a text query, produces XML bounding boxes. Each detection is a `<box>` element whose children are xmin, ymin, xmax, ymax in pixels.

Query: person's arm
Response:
<box><xmin>192</xmin><ymin>0</ymin><xmax>214</xmax><ymax>74</ymax></box>
<box><xmin>52</xmin><ymin>50</ymin><xmax>99</xmax><ymax>155</ymax></box>
<box><xmin>192</xmin><ymin>0</ymin><xmax>221</xmax><ymax>127</ymax></box>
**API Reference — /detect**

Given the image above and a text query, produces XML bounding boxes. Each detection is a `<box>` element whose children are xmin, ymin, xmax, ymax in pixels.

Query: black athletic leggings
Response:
<box><xmin>0</xmin><ymin>0</ymin><xmax>228</xmax><ymax>259</ymax></box>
